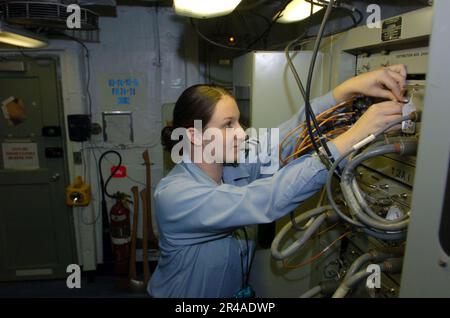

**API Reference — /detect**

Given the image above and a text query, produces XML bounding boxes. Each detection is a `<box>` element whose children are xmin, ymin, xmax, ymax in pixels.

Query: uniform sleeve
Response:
<box><xmin>155</xmin><ymin>151</ymin><xmax>335</xmax><ymax>245</ymax></box>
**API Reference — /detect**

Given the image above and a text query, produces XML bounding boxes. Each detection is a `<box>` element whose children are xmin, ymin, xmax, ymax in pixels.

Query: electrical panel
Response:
<box><xmin>266</xmin><ymin>7</ymin><xmax>440</xmax><ymax>298</ymax></box>
<box><xmin>307</xmin><ymin>8</ymin><xmax>432</xmax><ymax>298</ymax></box>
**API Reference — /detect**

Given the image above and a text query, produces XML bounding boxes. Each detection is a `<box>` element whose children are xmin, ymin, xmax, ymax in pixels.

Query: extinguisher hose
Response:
<box><xmin>98</xmin><ymin>150</ymin><xmax>123</xmax><ymax>262</ymax></box>
<box><xmin>98</xmin><ymin>150</ymin><xmax>123</xmax><ymax>200</ymax></box>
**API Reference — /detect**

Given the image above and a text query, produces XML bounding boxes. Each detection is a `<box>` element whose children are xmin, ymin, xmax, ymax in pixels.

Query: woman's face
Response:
<box><xmin>203</xmin><ymin>95</ymin><xmax>247</xmax><ymax>163</ymax></box>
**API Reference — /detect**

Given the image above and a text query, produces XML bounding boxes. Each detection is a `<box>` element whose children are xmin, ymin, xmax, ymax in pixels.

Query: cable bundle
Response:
<box><xmin>279</xmin><ymin>98</ymin><xmax>355</xmax><ymax>166</ymax></box>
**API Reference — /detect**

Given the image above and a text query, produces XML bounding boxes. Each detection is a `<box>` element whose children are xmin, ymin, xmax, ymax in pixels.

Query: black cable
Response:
<box><xmin>239</xmin><ymin>11</ymin><xmax>271</xmax><ymax>49</ymax></box>
<box><xmin>78</xmin><ymin>147</ymin><xmax>102</xmax><ymax>226</ymax></box>
<box><xmin>283</xmin><ymin>1</ymin><xmax>316</xmax><ymax>123</ymax></box>
<box><xmin>15</xmin><ymin>46</ymin><xmax>35</xmax><ymax>59</ymax></box>
<box><xmin>285</xmin><ymin>1</ymin><xmax>361</xmax><ymax>165</ymax></box>
<box><xmin>79</xmin><ymin>204</ymin><xmax>102</xmax><ymax>226</ymax></box>
<box><xmin>192</xmin><ymin>0</ymin><xmax>359</xmax><ymax>54</ymax></box>
<box><xmin>87</xmin><ymin>144</ymin><xmax>148</xmax><ymax>187</ymax></box>
<box><xmin>82</xmin><ymin>146</ymin><xmax>156</xmax><ymax>242</ymax></box>
<box><xmin>248</xmin><ymin>11</ymin><xmax>272</xmax><ymax>29</ymax></box>
<box><xmin>97</xmin><ymin>150</ymin><xmax>122</xmax><ymax>263</ymax></box>
<box><xmin>273</xmin><ymin>6</ymin><xmax>360</xmax><ymax>50</ymax></box>
<box><xmin>337</xmin><ymin>4</ymin><xmax>363</xmax><ymax>26</ymax></box>
<box><xmin>351</xmin><ymin>8</ymin><xmax>363</xmax><ymax>26</ymax></box>
<box><xmin>98</xmin><ymin>150</ymin><xmax>122</xmax><ymax>200</ymax></box>
<box><xmin>283</xmin><ymin>1</ymin><xmax>361</xmax><ymax>99</ymax></box>
<box><xmin>125</xmin><ymin>175</ymin><xmax>147</xmax><ymax>187</ymax></box>
<box><xmin>192</xmin><ymin>0</ymin><xmax>292</xmax><ymax>52</ymax></box>
<box><xmin>190</xmin><ymin>18</ymin><xmax>248</xmax><ymax>51</ymax></box>
<box><xmin>304</xmin><ymin>0</ymin><xmax>335</xmax><ymax>159</ymax></box>
<box><xmin>77</xmin><ymin>145</ymin><xmax>101</xmax><ymax>226</ymax></box>
<box><xmin>83</xmin><ymin>44</ymin><xmax>92</xmax><ymax>118</ymax></box>
<box><xmin>61</xmin><ymin>33</ymin><xmax>93</xmax><ymax>117</ymax></box>
<box><xmin>245</xmin><ymin>0</ymin><xmax>292</xmax><ymax>50</ymax></box>
<box><xmin>81</xmin><ymin>141</ymin><xmax>87</xmax><ymax>182</ymax></box>
<box><xmin>285</xmin><ymin>32</ymin><xmax>309</xmax><ymax>100</ymax></box>
<box><xmin>283</xmin><ymin>0</ymin><xmax>361</xmax><ymax>172</ymax></box>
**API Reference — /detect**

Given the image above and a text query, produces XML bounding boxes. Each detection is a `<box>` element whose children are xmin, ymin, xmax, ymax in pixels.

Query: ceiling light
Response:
<box><xmin>0</xmin><ymin>22</ymin><xmax>48</xmax><ymax>48</ymax></box>
<box><xmin>173</xmin><ymin>0</ymin><xmax>242</xmax><ymax>19</ymax></box>
<box><xmin>276</xmin><ymin>0</ymin><xmax>323</xmax><ymax>23</ymax></box>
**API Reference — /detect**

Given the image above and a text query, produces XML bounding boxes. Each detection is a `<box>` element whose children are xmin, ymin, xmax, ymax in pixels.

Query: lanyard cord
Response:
<box><xmin>235</xmin><ymin>228</ymin><xmax>250</xmax><ymax>289</ymax></box>
<box><xmin>243</xmin><ymin>227</ymin><xmax>250</xmax><ymax>287</ymax></box>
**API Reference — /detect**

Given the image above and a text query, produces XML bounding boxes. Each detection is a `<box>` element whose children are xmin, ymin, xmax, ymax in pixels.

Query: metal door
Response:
<box><xmin>0</xmin><ymin>58</ymin><xmax>76</xmax><ymax>281</ymax></box>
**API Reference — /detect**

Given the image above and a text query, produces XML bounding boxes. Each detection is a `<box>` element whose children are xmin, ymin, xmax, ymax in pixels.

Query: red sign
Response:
<box><xmin>111</xmin><ymin>166</ymin><xmax>127</xmax><ymax>178</ymax></box>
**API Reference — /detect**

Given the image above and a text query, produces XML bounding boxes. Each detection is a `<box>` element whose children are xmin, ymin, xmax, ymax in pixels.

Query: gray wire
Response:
<box><xmin>340</xmin><ymin>144</ymin><xmax>410</xmax><ymax>231</ymax></box>
<box><xmin>343</xmin><ymin>252</ymin><xmax>373</xmax><ymax>281</ymax></box>
<box><xmin>362</xmin><ymin>228</ymin><xmax>406</xmax><ymax>240</ymax></box>
<box><xmin>351</xmin><ymin>178</ymin><xmax>408</xmax><ymax>223</ymax></box>
<box><xmin>326</xmin><ymin>148</ymin><xmax>363</xmax><ymax>226</ymax></box>
<box><xmin>299</xmin><ymin>285</ymin><xmax>322</xmax><ymax>298</ymax></box>
<box><xmin>373</xmin><ymin>114</ymin><xmax>412</xmax><ymax>137</ymax></box>
<box><xmin>325</xmin><ymin>113</ymin><xmax>416</xmax><ymax>232</ymax></box>
<box><xmin>333</xmin><ymin>257</ymin><xmax>404</xmax><ymax>298</ymax></box>
<box><xmin>340</xmin><ymin>138</ymin><xmax>417</xmax><ymax>231</ymax></box>
<box><xmin>271</xmin><ymin>206</ymin><xmax>330</xmax><ymax>260</ymax></box>
<box><xmin>332</xmin><ymin>270</ymin><xmax>370</xmax><ymax>298</ymax></box>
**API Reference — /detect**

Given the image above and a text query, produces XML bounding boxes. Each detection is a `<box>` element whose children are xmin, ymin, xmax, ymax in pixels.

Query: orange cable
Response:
<box><xmin>282</xmin><ymin>231</ymin><xmax>351</xmax><ymax>269</ymax></box>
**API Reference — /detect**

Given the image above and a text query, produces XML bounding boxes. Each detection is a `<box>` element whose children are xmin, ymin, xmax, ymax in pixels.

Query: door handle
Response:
<box><xmin>50</xmin><ymin>173</ymin><xmax>60</xmax><ymax>182</ymax></box>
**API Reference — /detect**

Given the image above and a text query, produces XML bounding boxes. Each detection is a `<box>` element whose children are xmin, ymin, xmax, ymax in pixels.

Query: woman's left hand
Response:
<box><xmin>333</xmin><ymin>64</ymin><xmax>408</xmax><ymax>103</ymax></box>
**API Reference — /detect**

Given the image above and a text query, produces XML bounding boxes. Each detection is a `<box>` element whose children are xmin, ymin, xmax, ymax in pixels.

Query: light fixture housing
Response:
<box><xmin>0</xmin><ymin>22</ymin><xmax>48</xmax><ymax>48</ymax></box>
<box><xmin>173</xmin><ymin>0</ymin><xmax>242</xmax><ymax>19</ymax></box>
<box><xmin>276</xmin><ymin>0</ymin><xmax>323</xmax><ymax>23</ymax></box>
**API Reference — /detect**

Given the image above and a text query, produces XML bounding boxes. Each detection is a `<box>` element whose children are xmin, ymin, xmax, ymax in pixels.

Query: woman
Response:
<box><xmin>148</xmin><ymin>65</ymin><xmax>408</xmax><ymax>298</ymax></box>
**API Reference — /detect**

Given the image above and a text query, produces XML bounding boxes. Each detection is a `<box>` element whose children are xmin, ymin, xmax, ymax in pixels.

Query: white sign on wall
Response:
<box><xmin>2</xmin><ymin>142</ymin><xmax>39</xmax><ymax>170</ymax></box>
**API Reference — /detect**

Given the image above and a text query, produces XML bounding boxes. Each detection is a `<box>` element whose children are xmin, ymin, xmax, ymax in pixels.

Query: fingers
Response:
<box><xmin>386</xmin><ymin>123</ymin><xmax>402</xmax><ymax>133</ymax></box>
<box><xmin>374</xmin><ymin>88</ymin><xmax>398</xmax><ymax>102</ymax></box>
<box><xmin>387</xmin><ymin>64</ymin><xmax>407</xmax><ymax>79</ymax></box>
<box><xmin>383</xmin><ymin>114</ymin><xmax>403</xmax><ymax>124</ymax></box>
<box><xmin>383</xmin><ymin>114</ymin><xmax>403</xmax><ymax>132</ymax></box>
<box><xmin>372</xmin><ymin>101</ymin><xmax>403</xmax><ymax>115</ymax></box>
<box><xmin>370</xmin><ymin>103</ymin><xmax>404</xmax><ymax>132</ymax></box>
<box><xmin>386</xmin><ymin>68</ymin><xmax>406</xmax><ymax>92</ymax></box>
<box><xmin>378</xmin><ymin>69</ymin><xmax>404</xmax><ymax>101</ymax></box>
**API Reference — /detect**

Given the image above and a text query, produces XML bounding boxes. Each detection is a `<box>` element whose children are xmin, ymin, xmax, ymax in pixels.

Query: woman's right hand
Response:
<box><xmin>332</xmin><ymin>100</ymin><xmax>404</xmax><ymax>155</ymax></box>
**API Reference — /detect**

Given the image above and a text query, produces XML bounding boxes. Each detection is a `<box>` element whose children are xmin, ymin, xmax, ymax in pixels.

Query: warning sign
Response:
<box><xmin>2</xmin><ymin>143</ymin><xmax>39</xmax><ymax>170</ymax></box>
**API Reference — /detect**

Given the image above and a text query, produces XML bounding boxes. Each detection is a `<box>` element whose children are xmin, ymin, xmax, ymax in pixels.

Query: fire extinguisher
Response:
<box><xmin>110</xmin><ymin>192</ymin><xmax>131</xmax><ymax>275</ymax></box>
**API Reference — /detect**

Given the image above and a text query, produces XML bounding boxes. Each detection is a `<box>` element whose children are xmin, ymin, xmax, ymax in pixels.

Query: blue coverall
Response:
<box><xmin>148</xmin><ymin>91</ymin><xmax>341</xmax><ymax>297</ymax></box>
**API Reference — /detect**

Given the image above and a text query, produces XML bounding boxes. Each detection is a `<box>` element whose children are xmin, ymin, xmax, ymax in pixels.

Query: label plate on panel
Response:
<box><xmin>382</xmin><ymin>17</ymin><xmax>402</xmax><ymax>42</ymax></box>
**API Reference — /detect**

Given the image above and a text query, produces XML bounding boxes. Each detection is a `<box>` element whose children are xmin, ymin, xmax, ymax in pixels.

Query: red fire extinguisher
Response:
<box><xmin>110</xmin><ymin>192</ymin><xmax>131</xmax><ymax>275</ymax></box>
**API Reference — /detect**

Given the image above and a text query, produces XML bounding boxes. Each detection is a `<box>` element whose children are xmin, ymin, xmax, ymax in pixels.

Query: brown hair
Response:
<box><xmin>161</xmin><ymin>84</ymin><xmax>233</xmax><ymax>153</ymax></box>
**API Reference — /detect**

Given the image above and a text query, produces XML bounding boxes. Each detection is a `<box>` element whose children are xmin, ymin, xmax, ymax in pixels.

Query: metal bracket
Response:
<box><xmin>101</xmin><ymin>111</ymin><xmax>134</xmax><ymax>143</ymax></box>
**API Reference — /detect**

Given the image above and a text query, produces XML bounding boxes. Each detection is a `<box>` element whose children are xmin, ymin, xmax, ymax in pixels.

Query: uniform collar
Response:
<box><xmin>180</xmin><ymin>153</ymin><xmax>249</xmax><ymax>184</ymax></box>
<box><xmin>222</xmin><ymin>164</ymin><xmax>250</xmax><ymax>183</ymax></box>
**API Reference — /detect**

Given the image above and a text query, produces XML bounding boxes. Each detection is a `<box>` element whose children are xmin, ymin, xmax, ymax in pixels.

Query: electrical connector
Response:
<box><xmin>402</xmin><ymin>99</ymin><xmax>417</xmax><ymax>134</ymax></box>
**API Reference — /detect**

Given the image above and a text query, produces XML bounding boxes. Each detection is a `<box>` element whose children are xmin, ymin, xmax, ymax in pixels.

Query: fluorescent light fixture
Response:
<box><xmin>276</xmin><ymin>0</ymin><xmax>322</xmax><ymax>23</ymax></box>
<box><xmin>174</xmin><ymin>0</ymin><xmax>242</xmax><ymax>19</ymax></box>
<box><xmin>0</xmin><ymin>22</ymin><xmax>48</xmax><ymax>48</ymax></box>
